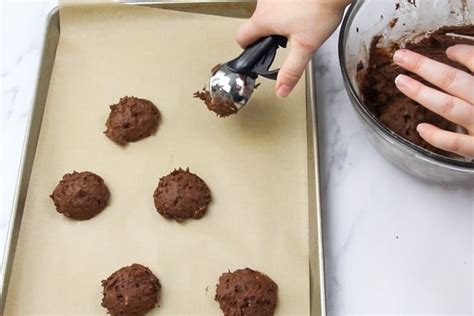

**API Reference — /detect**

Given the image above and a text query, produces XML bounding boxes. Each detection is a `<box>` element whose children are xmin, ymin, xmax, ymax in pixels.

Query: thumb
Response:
<box><xmin>236</xmin><ymin>18</ymin><xmax>272</xmax><ymax>49</ymax></box>
<box><xmin>276</xmin><ymin>39</ymin><xmax>315</xmax><ymax>97</ymax></box>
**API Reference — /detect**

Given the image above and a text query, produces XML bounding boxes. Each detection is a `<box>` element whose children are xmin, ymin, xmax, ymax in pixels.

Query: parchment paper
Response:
<box><xmin>5</xmin><ymin>3</ymin><xmax>309</xmax><ymax>315</ymax></box>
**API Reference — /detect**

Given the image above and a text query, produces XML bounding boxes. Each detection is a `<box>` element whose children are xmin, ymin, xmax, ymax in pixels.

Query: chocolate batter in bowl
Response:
<box><xmin>339</xmin><ymin>0</ymin><xmax>474</xmax><ymax>184</ymax></box>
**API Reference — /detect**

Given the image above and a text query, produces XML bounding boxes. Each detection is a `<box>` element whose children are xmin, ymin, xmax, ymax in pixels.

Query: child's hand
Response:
<box><xmin>394</xmin><ymin>45</ymin><xmax>474</xmax><ymax>158</ymax></box>
<box><xmin>236</xmin><ymin>0</ymin><xmax>350</xmax><ymax>97</ymax></box>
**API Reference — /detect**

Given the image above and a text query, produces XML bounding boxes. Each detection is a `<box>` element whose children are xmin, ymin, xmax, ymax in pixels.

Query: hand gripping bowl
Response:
<box><xmin>339</xmin><ymin>0</ymin><xmax>474</xmax><ymax>185</ymax></box>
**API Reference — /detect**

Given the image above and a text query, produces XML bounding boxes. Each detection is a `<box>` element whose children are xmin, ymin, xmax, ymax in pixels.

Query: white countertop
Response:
<box><xmin>1</xmin><ymin>1</ymin><xmax>472</xmax><ymax>314</ymax></box>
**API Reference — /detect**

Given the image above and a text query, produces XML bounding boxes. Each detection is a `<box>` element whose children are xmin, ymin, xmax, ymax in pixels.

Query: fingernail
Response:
<box><xmin>446</xmin><ymin>46</ymin><xmax>454</xmax><ymax>57</ymax></box>
<box><xmin>417</xmin><ymin>124</ymin><xmax>427</xmax><ymax>134</ymax></box>
<box><xmin>277</xmin><ymin>84</ymin><xmax>292</xmax><ymax>98</ymax></box>
<box><xmin>394</xmin><ymin>74</ymin><xmax>410</xmax><ymax>90</ymax></box>
<box><xmin>393</xmin><ymin>50</ymin><xmax>408</xmax><ymax>65</ymax></box>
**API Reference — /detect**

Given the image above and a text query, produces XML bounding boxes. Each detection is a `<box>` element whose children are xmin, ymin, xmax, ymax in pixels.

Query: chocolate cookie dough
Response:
<box><xmin>360</xmin><ymin>25</ymin><xmax>473</xmax><ymax>156</ymax></box>
<box><xmin>105</xmin><ymin>96</ymin><xmax>160</xmax><ymax>145</ymax></box>
<box><xmin>153</xmin><ymin>168</ymin><xmax>211</xmax><ymax>222</ymax></box>
<box><xmin>50</xmin><ymin>171</ymin><xmax>110</xmax><ymax>220</ymax></box>
<box><xmin>215</xmin><ymin>268</ymin><xmax>278</xmax><ymax>316</ymax></box>
<box><xmin>194</xmin><ymin>89</ymin><xmax>239</xmax><ymax>118</ymax></box>
<box><xmin>101</xmin><ymin>264</ymin><xmax>161</xmax><ymax>316</ymax></box>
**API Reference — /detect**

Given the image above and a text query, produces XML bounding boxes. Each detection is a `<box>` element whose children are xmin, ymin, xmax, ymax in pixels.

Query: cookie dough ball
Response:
<box><xmin>105</xmin><ymin>96</ymin><xmax>160</xmax><ymax>145</ymax></box>
<box><xmin>194</xmin><ymin>89</ymin><xmax>238</xmax><ymax>118</ymax></box>
<box><xmin>215</xmin><ymin>268</ymin><xmax>278</xmax><ymax>316</ymax></box>
<box><xmin>50</xmin><ymin>171</ymin><xmax>110</xmax><ymax>220</ymax></box>
<box><xmin>101</xmin><ymin>264</ymin><xmax>161</xmax><ymax>316</ymax></box>
<box><xmin>153</xmin><ymin>168</ymin><xmax>211</xmax><ymax>222</ymax></box>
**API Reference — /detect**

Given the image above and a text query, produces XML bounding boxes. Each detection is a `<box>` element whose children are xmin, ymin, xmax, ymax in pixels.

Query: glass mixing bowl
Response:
<box><xmin>339</xmin><ymin>0</ymin><xmax>474</xmax><ymax>185</ymax></box>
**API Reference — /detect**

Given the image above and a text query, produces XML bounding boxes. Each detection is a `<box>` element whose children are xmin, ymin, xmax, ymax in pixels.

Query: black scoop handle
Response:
<box><xmin>227</xmin><ymin>35</ymin><xmax>287</xmax><ymax>80</ymax></box>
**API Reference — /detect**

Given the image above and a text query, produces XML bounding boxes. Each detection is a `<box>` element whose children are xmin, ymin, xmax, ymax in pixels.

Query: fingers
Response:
<box><xmin>236</xmin><ymin>18</ymin><xmax>273</xmax><ymax>49</ymax></box>
<box><xmin>236</xmin><ymin>22</ymin><xmax>314</xmax><ymax>97</ymax></box>
<box><xmin>276</xmin><ymin>39</ymin><xmax>315</xmax><ymax>97</ymax></box>
<box><xmin>395</xmin><ymin>74</ymin><xmax>474</xmax><ymax>132</ymax></box>
<box><xmin>394</xmin><ymin>49</ymin><xmax>474</xmax><ymax>158</ymax></box>
<box><xmin>394</xmin><ymin>49</ymin><xmax>474</xmax><ymax>104</ymax></box>
<box><xmin>447</xmin><ymin>44</ymin><xmax>474</xmax><ymax>72</ymax></box>
<box><xmin>417</xmin><ymin>123</ymin><xmax>474</xmax><ymax>158</ymax></box>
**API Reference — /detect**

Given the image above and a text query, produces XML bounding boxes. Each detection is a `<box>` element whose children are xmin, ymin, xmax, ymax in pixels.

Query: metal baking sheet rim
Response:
<box><xmin>0</xmin><ymin>1</ymin><xmax>326</xmax><ymax>315</ymax></box>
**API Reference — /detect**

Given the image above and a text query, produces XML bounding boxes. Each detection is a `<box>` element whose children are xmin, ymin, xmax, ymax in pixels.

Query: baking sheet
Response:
<box><xmin>4</xmin><ymin>2</ymin><xmax>310</xmax><ymax>315</ymax></box>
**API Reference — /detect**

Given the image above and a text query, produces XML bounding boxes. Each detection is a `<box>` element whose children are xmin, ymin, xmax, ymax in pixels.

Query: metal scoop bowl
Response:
<box><xmin>207</xmin><ymin>35</ymin><xmax>288</xmax><ymax>113</ymax></box>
